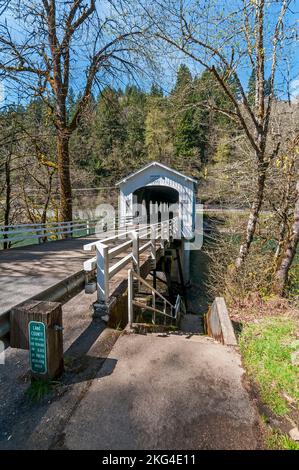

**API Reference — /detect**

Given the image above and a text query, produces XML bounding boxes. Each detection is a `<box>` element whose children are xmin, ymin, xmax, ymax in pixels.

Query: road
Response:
<box><xmin>0</xmin><ymin>236</ymin><xmax>99</xmax><ymax>316</ymax></box>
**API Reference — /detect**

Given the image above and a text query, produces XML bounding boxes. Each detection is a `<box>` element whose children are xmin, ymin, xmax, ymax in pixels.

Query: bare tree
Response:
<box><xmin>273</xmin><ymin>134</ymin><xmax>299</xmax><ymax>295</ymax></box>
<box><xmin>0</xmin><ymin>109</ymin><xmax>21</xmax><ymax>247</ymax></box>
<box><xmin>140</xmin><ymin>0</ymin><xmax>295</xmax><ymax>267</ymax></box>
<box><xmin>0</xmin><ymin>0</ymin><xmax>149</xmax><ymax>224</ymax></box>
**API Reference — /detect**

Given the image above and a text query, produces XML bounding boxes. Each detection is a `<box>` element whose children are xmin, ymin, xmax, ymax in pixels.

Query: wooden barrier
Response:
<box><xmin>10</xmin><ymin>300</ymin><xmax>64</xmax><ymax>379</ymax></box>
<box><xmin>205</xmin><ymin>297</ymin><xmax>237</xmax><ymax>346</ymax></box>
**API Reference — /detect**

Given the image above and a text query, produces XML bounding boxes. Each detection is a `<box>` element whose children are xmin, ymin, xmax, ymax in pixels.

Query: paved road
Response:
<box><xmin>62</xmin><ymin>333</ymin><xmax>262</xmax><ymax>450</ymax></box>
<box><xmin>0</xmin><ymin>236</ymin><xmax>98</xmax><ymax>315</ymax></box>
<box><xmin>0</xmin><ymin>230</ymin><xmax>161</xmax><ymax>319</ymax></box>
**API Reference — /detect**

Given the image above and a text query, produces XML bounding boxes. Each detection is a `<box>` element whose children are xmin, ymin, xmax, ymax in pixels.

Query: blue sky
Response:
<box><xmin>0</xmin><ymin>0</ymin><xmax>298</xmax><ymax>106</ymax></box>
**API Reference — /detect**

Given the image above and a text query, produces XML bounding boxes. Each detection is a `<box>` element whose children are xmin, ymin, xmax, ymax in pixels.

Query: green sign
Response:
<box><xmin>28</xmin><ymin>321</ymin><xmax>47</xmax><ymax>374</ymax></box>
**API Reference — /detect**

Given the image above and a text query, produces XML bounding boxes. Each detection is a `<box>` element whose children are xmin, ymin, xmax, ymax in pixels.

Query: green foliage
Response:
<box><xmin>239</xmin><ymin>317</ymin><xmax>299</xmax><ymax>415</ymax></box>
<box><xmin>26</xmin><ymin>378</ymin><xmax>58</xmax><ymax>402</ymax></box>
<box><xmin>248</xmin><ymin>69</ymin><xmax>256</xmax><ymax>107</ymax></box>
<box><xmin>145</xmin><ymin>94</ymin><xmax>173</xmax><ymax>162</ymax></box>
<box><xmin>172</xmin><ymin>65</ymin><xmax>201</xmax><ymax>161</ymax></box>
<box><xmin>0</xmin><ymin>64</ymin><xmax>239</xmax><ymax>205</ymax></box>
<box><xmin>266</xmin><ymin>429</ymin><xmax>299</xmax><ymax>450</ymax></box>
<box><xmin>213</xmin><ymin>137</ymin><xmax>231</xmax><ymax>164</ymax></box>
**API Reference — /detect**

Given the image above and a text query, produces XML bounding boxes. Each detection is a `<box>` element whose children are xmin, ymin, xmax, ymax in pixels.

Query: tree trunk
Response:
<box><xmin>235</xmin><ymin>165</ymin><xmax>266</xmax><ymax>268</ymax></box>
<box><xmin>274</xmin><ymin>170</ymin><xmax>293</xmax><ymax>262</ymax></box>
<box><xmin>57</xmin><ymin>130</ymin><xmax>72</xmax><ymax>226</ymax></box>
<box><xmin>3</xmin><ymin>153</ymin><xmax>11</xmax><ymax>250</ymax></box>
<box><xmin>273</xmin><ymin>180</ymin><xmax>299</xmax><ymax>295</ymax></box>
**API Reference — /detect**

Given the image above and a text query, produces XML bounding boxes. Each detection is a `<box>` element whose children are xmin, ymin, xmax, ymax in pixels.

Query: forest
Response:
<box><xmin>0</xmin><ymin>0</ymin><xmax>299</xmax><ymax>450</ymax></box>
<box><xmin>0</xmin><ymin>0</ymin><xmax>298</xmax><ymax>298</ymax></box>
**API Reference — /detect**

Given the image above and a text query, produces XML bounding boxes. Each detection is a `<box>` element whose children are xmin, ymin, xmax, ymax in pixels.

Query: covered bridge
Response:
<box><xmin>116</xmin><ymin>161</ymin><xmax>197</xmax><ymax>239</ymax></box>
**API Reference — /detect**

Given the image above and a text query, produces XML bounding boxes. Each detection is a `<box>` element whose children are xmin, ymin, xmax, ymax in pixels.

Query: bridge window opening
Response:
<box><xmin>133</xmin><ymin>186</ymin><xmax>179</xmax><ymax>224</ymax></box>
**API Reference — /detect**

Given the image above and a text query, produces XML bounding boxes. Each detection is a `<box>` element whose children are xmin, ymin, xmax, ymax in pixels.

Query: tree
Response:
<box><xmin>0</xmin><ymin>106</ymin><xmax>26</xmax><ymax>244</ymax></box>
<box><xmin>143</xmin><ymin>0</ymin><xmax>294</xmax><ymax>267</ymax></box>
<box><xmin>145</xmin><ymin>94</ymin><xmax>173</xmax><ymax>163</ymax></box>
<box><xmin>0</xmin><ymin>0</ymin><xmax>147</xmax><ymax>224</ymax></box>
<box><xmin>172</xmin><ymin>64</ymin><xmax>192</xmax><ymax>94</ymax></box>
<box><xmin>122</xmin><ymin>86</ymin><xmax>147</xmax><ymax>168</ymax></box>
<box><xmin>92</xmin><ymin>87</ymin><xmax>125</xmax><ymax>176</ymax></box>
<box><xmin>172</xmin><ymin>65</ymin><xmax>199</xmax><ymax>160</ymax></box>
<box><xmin>150</xmin><ymin>83</ymin><xmax>163</xmax><ymax>97</ymax></box>
<box><xmin>247</xmin><ymin>69</ymin><xmax>256</xmax><ymax>108</ymax></box>
<box><xmin>248</xmin><ymin>69</ymin><xmax>272</xmax><ymax>107</ymax></box>
<box><xmin>273</xmin><ymin>134</ymin><xmax>299</xmax><ymax>295</ymax></box>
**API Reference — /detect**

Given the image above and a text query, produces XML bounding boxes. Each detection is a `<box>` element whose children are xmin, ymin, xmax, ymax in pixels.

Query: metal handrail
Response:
<box><xmin>128</xmin><ymin>268</ymin><xmax>183</xmax><ymax>327</ymax></box>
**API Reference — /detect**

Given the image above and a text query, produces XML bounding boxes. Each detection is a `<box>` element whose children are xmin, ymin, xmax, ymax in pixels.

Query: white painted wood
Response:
<box><xmin>84</xmin><ymin>256</ymin><xmax>97</xmax><ymax>271</ymax></box>
<box><xmin>0</xmin><ymin>220</ymin><xmax>98</xmax><ymax>246</ymax></box>
<box><xmin>96</xmin><ymin>244</ymin><xmax>109</xmax><ymax>302</ymax></box>
<box><xmin>108</xmin><ymin>254</ymin><xmax>132</xmax><ymax>279</ymax></box>
<box><xmin>128</xmin><ymin>269</ymin><xmax>134</xmax><ymax>327</ymax></box>
<box><xmin>117</xmin><ymin>162</ymin><xmax>196</xmax><ymax>240</ymax></box>
<box><xmin>84</xmin><ymin>218</ymin><xmax>176</xmax><ymax>304</ymax></box>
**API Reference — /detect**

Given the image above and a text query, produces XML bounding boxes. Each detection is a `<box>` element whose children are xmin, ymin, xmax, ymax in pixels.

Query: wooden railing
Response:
<box><xmin>83</xmin><ymin>218</ymin><xmax>178</xmax><ymax>303</ymax></box>
<box><xmin>0</xmin><ymin>219</ymin><xmax>98</xmax><ymax>248</ymax></box>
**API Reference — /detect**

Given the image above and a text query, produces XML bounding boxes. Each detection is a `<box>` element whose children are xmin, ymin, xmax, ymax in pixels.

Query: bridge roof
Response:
<box><xmin>115</xmin><ymin>161</ymin><xmax>197</xmax><ymax>186</ymax></box>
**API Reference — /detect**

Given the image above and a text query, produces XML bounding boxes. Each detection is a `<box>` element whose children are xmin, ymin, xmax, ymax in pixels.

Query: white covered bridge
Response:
<box><xmin>0</xmin><ymin>162</ymin><xmax>198</xmax><ymax>337</ymax></box>
<box><xmin>117</xmin><ymin>161</ymin><xmax>197</xmax><ymax>239</ymax></box>
<box><xmin>82</xmin><ymin>162</ymin><xmax>198</xmax><ymax>324</ymax></box>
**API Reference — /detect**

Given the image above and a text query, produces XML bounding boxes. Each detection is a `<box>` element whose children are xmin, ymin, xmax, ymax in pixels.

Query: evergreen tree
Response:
<box><xmin>248</xmin><ymin>69</ymin><xmax>272</xmax><ymax>107</ymax></box>
<box><xmin>172</xmin><ymin>64</ymin><xmax>202</xmax><ymax>168</ymax></box>
<box><xmin>248</xmin><ymin>69</ymin><xmax>256</xmax><ymax>107</ymax></box>
<box><xmin>150</xmin><ymin>83</ymin><xmax>163</xmax><ymax>97</ymax></box>
<box><xmin>90</xmin><ymin>87</ymin><xmax>125</xmax><ymax>181</ymax></box>
<box><xmin>145</xmin><ymin>94</ymin><xmax>173</xmax><ymax>163</ymax></box>
<box><xmin>173</xmin><ymin>64</ymin><xmax>193</xmax><ymax>94</ymax></box>
<box><xmin>122</xmin><ymin>86</ymin><xmax>147</xmax><ymax>168</ymax></box>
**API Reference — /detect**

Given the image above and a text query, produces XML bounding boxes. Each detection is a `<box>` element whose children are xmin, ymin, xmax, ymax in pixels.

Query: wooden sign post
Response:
<box><xmin>10</xmin><ymin>300</ymin><xmax>64</xmax><ymax>380</ymax></box>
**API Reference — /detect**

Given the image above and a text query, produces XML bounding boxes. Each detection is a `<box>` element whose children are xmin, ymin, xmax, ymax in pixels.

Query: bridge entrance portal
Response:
<box><xmin>133</xmin><ymin>185</ymin><xmax>179</xmax><ymax>223</ymax></box>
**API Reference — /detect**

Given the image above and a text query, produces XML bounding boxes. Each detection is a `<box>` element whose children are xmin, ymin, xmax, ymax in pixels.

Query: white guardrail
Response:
<box><xmin>83</xmin><ymin>218</ymin><xmax>179</xmax><ymax>303</ymax></box>
<box><xmin>0</xmin><ymin>216</ymin><xmax>136</xmax><ymax>248</ymax></box>
<box><xmin>0</xmin><ymin>219</ymin><xmax>99</xmax><ymax>248</ymax></box>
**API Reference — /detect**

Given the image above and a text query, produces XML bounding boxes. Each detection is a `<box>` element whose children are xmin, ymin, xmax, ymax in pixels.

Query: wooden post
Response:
<box><xmin>151</xmin><ymin>225</ymin><xmax>156</xmax><ymax>269</ymax></box>
<box><xmin>152</xmin><ymin>291</ymin><xmax>156</xmax><ymax>324</ymax></box>
<box><xmin>128</xmin><ymin>269</ymin><xmax>134</xmax><ymax>327</ymax></box>
<box><xmin>37</xmin><ymin>224</ymin><xmax>42</xmax><ymax>244</ymax></box>
<box><xmin>131</xmin><ymin>231</ymin><xmax>140</xmax><ymax>290</ymax></box>
<box><xmin>10</xmin><ymin>300</ymin><xmax>64</xmax><ymax>380</ymax></box>
<box><xmin>97</xmin><ymin>243</ymin><xmax>109</xmax><ymax>302</ymax></box>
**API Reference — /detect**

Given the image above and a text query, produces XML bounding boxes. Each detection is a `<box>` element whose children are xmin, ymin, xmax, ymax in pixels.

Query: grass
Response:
<box><xmin>239</xmin><ymin>317</ymin><xmax>299</xmax><ymax>416</ymax></box>
<box><xmin>25</xmin><ymin>378</ymin><xmax>59</xmax><ymax>402</ymax></box>
<box><xmin>266</xmin><ymin>429</ymin><xmax>299</xmax><ymax>450</ymax></box>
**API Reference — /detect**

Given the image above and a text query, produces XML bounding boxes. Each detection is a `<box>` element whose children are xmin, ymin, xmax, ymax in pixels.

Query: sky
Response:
<box><xmin>0</xmin><ymin>0</ymin><xmax>298</xmax><ymax>106</ymax></box>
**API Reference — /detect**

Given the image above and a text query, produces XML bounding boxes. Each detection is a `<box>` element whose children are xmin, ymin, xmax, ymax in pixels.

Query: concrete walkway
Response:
<box><xmin>62</xmin><ymin>333</ymin><xmax>261</xmax><ymax>450</ymax></box>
